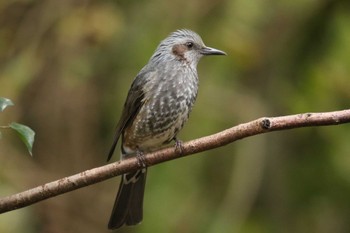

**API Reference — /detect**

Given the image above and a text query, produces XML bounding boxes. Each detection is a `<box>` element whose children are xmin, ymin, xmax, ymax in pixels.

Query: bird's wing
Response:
<box><xmin>107</xmin><ymin>68</ymin><xmax>154</xmax><ymax>161</ymax></box>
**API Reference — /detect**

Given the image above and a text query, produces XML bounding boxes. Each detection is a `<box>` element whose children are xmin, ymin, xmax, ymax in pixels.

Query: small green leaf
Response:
<box><xmin>0</xmin><ymin>97</ymin><xmax>14</xmax><ymax>112</ymax></box>
<box><xmin>9</xmin><ymin>122</ymin><xmax>35</xmax><ymax>156</ymax></box>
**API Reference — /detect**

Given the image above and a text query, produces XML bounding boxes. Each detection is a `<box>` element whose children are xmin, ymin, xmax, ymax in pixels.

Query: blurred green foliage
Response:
<box><xmin>0</xmin><ymin>0</ymin><xmax>350</xmax><ymax>233</ymax></box>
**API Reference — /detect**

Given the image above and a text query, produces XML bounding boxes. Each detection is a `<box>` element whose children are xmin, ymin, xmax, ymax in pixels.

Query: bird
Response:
<box><xmin>107</xmin><ymin>29</ymin><xmax>226</xmax><ymax>229</ymax></box>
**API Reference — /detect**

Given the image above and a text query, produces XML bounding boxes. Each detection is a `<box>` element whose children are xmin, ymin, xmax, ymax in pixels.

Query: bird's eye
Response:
<box><xmin>185</xmin><ymin>42</ymin><xmax>194</xmax><ymax>49</ymax></box>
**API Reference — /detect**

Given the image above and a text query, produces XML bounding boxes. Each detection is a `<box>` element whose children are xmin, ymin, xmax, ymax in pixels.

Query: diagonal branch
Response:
<box><xmin>1</xmin><ymin>109</ymin><xmax>350</xmax><ymax>214</ymax></box>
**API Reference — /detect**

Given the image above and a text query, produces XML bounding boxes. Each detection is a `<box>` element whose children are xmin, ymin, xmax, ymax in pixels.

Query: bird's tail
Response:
<box><xmin>108</xmin><ymin>168</ymin><xmax>147</xmax><ymax>230</ymax></box>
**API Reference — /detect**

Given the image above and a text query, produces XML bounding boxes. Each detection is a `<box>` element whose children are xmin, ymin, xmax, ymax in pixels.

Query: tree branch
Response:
<box><xmin>1</xmin><ymin>109</ymin><xmax>350</xmax><ymax>214</ymax></box>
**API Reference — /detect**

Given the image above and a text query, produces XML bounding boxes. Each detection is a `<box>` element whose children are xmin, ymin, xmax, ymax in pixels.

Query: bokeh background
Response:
<box><xmin>1</xmin><ymin>0</ymin><xmax>350</xmax><ymax>233</ymax></box>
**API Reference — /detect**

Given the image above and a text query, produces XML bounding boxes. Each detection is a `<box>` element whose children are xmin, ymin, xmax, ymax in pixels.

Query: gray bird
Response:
<box><xmin>107</xmin><ymin>29</ymin><xmax>226</xmax><ymax>229</ymax></box>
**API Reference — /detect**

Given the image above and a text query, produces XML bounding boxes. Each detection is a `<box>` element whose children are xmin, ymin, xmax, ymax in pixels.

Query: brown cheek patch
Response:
<box><xmin>172</xmin><ymin>44</ymin><xmax>187</xmax><ymax>60</ymax></box>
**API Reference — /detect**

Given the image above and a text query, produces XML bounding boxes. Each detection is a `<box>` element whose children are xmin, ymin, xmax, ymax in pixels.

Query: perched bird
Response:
<box><xmin>107</xmin><ymin>29</ymin><xmax>226</xmax><ymax>229</ymax></box>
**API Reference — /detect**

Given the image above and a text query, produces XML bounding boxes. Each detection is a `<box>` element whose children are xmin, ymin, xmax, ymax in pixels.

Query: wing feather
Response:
<box><xmin>107</xmin><ymin>68</ymin><xmax>154</xmax><ymax>161</ymax></box>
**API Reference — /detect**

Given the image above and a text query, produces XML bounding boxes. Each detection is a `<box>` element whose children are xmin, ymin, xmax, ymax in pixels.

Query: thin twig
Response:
<box><xmin>1</xmin><ymin>109</ymin><xmax>350</xmax><ymax>214</ymax></box>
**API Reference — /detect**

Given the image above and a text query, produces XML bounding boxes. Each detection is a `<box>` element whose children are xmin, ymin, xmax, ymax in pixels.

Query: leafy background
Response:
<box><xmin>1</xmin><ymin>0</ymin><xmax>350</xmax><ymax>233</ymax></box>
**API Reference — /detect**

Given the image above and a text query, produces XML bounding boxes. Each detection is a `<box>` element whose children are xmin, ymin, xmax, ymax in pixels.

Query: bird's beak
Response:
<box><xmin>200</xmin><ymin>46</ymin><xmax>226</xmax><ymax>56</ymax></box>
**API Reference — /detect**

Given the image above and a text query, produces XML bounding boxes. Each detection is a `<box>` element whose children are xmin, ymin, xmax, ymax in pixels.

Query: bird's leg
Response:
<box><xmin>173</xmin><ymin>137</ymin><xmax>184</xmax><ymax>155</ymax></box>
<box><xmin>136</xmin><ymin>147</ymin><xmax>147</xmax><ymax>168</ymax></box>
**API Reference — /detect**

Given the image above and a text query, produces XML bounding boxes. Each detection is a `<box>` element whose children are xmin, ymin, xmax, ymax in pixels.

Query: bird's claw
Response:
<box><xmin>174</xmin><ymin>137</ymin><xmax>184</xmax><ymax>155</ymax></box>
<box><xmin>136</xmin><ymin>149</ymin><xmax>147</xmax><ymax>168</ymax></box>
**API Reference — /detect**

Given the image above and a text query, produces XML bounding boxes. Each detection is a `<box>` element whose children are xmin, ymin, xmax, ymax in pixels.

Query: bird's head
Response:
<box><xmin>151</xmin><ymin>29</ymin><xmax>226</xmax><ymax>68</ymax></box>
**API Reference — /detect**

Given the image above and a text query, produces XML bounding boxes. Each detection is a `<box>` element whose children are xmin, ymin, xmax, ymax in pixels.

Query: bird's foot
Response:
<box><xmin>174</xmin><ymin>137</ymin><xmax>184</xmax><ymax>155</ymax></box>
<box><xmin>136</xmin><ymin>148</ymin><xmax>147</xmax><ymax>168</ymax></box>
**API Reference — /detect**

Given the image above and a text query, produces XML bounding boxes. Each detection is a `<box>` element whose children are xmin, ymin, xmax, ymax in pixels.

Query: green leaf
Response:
<box><xmin>9</xmin><ymin>122</ymin><xmax>35</xmax><ymax>156</ymax></box>
<box><xmin>0</xmin><ymin>97</ymin><xmax>14</xmax><ymax>112</ymax></box>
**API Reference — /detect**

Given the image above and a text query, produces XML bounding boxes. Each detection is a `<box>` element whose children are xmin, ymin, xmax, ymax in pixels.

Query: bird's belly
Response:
<box><xmin>123</xmin><ymin>108</ymin><xmax>189</xmax><ymax>152</ymax></box>
<box><xmin>136</xmin><ymin>130</ymin><xmax>174</xmax><ymax>150</ymax></box>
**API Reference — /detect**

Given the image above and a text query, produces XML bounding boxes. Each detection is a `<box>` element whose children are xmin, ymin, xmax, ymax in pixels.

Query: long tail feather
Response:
<box><xmin>108</xmin><ymin>169</ymin><xmax>147</xmax><ymax>229</ymax></box>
